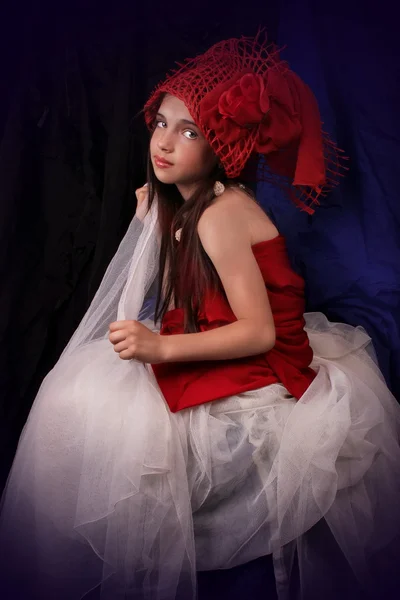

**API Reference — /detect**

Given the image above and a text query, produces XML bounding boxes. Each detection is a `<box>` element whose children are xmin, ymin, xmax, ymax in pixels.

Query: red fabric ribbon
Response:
<box><xmin>199</xmin><ymin>68</ymin><xmax>326</xmax><ymax>191</ymax></box>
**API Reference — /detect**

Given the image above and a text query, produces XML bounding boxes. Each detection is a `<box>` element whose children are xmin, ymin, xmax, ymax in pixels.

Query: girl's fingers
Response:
<box><xmin>113</xmin><ymin>340</ymin><xmax>129</xmax><ymax>353</ymax></box>
<box><xmin>135</xmin><ymin>186</ymin><xmax>150</xmax><ymax>221</ymax></box>
<box><xmin>109</xmin><ymin>320</ymin><xmax>134</xmax><ymax>331</ymax></box>
<box><xmin>135</xmin><ymin>183</ymin><xmax>149</xmax><ymax>204</ymax></box>
<box><xmin>109</xmin><ymin>330</ymin><xmax>127</xmax><ymax>344</ymax></box>
<box><xmin>118</xmin><ymin>349</ymin><xmax>133</xmax><ymax>360</ymax></box>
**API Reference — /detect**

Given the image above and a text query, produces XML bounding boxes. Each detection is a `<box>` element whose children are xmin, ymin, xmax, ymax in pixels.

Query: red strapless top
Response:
<box><xmin>151</xmin><ymin>235</ymin><xmax>316</xmax><ymax>412</ymax></box>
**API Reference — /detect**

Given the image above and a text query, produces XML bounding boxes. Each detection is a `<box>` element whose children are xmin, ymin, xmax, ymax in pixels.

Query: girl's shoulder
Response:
<box><xmin>199</xmin><ymin>185</ymin><xmax>279</xmax><ymax>246</ymax></box>
<box><xmin>201</xmin><ymin>184</ymin><xmax>255</xmax><ymax>220</ymax></box>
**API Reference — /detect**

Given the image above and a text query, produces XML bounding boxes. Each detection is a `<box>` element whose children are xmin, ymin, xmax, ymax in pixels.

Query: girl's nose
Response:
<box><xmin>157</xmin><ymin>132</ymin><xmax>173</xmax><ymax>153</ymax></box>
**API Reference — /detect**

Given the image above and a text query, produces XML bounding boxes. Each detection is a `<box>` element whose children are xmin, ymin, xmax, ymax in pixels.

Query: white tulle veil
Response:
<box><xmin>61</xmin><ymin>196</ymin><xmax>161</xmax><ymax>359</ymax></box>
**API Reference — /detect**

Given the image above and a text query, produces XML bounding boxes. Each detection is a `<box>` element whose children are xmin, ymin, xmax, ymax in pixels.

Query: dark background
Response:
<box><xmin>0</xmin><ymin>1</ymin><xmax>399</xmax><ymax>597</ymax></box>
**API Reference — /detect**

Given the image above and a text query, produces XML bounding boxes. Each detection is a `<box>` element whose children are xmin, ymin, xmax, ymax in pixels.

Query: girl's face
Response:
<box><xmin>150</xmin><ymin>94</ymin><xmax>218</xmax><ymax>198</ymax></box>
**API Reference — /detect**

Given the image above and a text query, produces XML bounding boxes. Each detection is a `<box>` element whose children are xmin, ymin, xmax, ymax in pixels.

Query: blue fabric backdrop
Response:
<box><xmin>258</xmin><ymin>0</ymin><xmax>400</xmax><ymax>400</ymax></box>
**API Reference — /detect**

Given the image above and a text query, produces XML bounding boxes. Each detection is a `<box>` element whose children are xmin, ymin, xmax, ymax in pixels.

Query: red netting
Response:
<box><xmin>144</xmin><ymin>31</ymin><xmax>348</xmax><ymax>213</ymax></box>
<box><xmin>257</xmin><ymin>132</ymin><xmax>349</xmax><ymax>214</ymax></box>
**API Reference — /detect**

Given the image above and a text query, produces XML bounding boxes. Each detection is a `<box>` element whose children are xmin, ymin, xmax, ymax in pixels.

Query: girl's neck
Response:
<box><xmin>176</xmin><ymin>181</ymin><xmax>202</xmax><ymax>201</ymax></box>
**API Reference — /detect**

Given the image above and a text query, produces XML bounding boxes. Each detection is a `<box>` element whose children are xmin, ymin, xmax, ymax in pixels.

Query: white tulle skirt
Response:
<box><xmin>0</xmin><ymin>312</ymin><xmax>400</xmax><ymax>600</ymax></box>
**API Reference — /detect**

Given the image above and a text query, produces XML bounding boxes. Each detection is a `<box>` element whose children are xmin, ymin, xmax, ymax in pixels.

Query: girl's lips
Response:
<box><xmin>154</xmin><ymin>155</ymin><xmax>173</xmax><ymax>168</ymax></box>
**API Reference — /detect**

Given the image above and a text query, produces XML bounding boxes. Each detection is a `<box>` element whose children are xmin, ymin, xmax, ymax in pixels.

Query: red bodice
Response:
<box><xmin>151</xmin><ymin>235</ymin><xmax>316</xmax><ymax>412</ymax></box>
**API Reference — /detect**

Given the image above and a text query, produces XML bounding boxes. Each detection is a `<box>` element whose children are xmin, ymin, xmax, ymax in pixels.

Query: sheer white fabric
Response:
<box><xmin>61</xmin><ymin>196</ymin><xmax>161</xmax><ymax>359</ymax></box>
<box><xmin>0</xmin><ymin>197</ymin><xmax>400</xmax><ymax>600</ymax></box>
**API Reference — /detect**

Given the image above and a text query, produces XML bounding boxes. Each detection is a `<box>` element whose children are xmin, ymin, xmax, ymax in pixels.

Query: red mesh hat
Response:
<box><xmin>144</xmin><ymin>31</ymin><xmax>347</xmax><ymax>213</ymax></box>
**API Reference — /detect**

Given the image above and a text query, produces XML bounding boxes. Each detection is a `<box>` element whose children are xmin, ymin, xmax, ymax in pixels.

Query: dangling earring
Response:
<box><xmin>213</xmin><ymin>181</ymin><xmax>225</xmax><ymax>196</ymax></box>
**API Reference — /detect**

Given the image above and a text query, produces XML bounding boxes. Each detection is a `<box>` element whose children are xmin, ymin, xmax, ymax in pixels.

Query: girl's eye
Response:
<box><xmin>183</xmin><ymin>130</ymin><xmax>198</xmax><ymax>140</ymax></box>
<box><xmin>155</xmin><ymin>120</ymin><xmax>167</xmax><ymax>129</ymax></box>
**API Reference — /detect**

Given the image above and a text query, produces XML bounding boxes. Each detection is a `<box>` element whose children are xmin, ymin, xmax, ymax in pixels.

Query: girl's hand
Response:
<box><xmin>108</xmin><ymin>320</ymin><xmax>166</xmax><ymax>364</ymax></box>
<box><xmin>135</xmin><ymin>183</ymin><xmax>149</xmax><ymax>221</ymax></box>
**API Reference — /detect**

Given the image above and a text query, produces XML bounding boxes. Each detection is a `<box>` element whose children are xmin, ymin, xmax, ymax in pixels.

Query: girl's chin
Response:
<box><xmin>153</xmin><ymin>169</ymin><xmax>177</xmax><ymax>183</ymax></box>
<box><xmin>155</xmin><ymin>174</ymin><xmax>184</xmax><ymax>187</ymax></box>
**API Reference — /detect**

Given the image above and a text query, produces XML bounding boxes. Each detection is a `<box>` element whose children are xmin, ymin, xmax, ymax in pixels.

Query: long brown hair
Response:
<box><xmin>144</xmin><ymin>148</ymin><xmax>255</xmax><ymax>334</ymax></box>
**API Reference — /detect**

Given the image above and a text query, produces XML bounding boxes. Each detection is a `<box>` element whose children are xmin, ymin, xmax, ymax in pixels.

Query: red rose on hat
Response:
<box><xmin>199</xmin><ymin>72</ymin><xmax>270</xmax><ymax>145</ymax></box>
<box><xmin>199</xmin><ymin>70</ymin><xmax>302</xmax><ymax>154</ymax></box>
<box><xmin>219</xmin><ymin>73</ymin><xmax>271</xmax><ymax>125</ymax></box>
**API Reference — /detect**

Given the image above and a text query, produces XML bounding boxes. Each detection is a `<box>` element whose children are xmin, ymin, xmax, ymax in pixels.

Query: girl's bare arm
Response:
<box><xmin>161</xmin><ymin>190</ymin><xmax>276</xmax><ymax>363</ymax></box>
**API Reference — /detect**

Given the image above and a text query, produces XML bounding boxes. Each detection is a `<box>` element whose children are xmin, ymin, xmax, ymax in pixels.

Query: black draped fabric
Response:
<box><xmin>0</xmin><ymin>1</ymin><xmax>279</xmax><ymax>484</ymax></box>
<box><xmin>0</xmin><ymin>4</ymin><xmax>280</xmax><ymax>599</ymax></box>
<box><xmin>0</xmin><ymin>3</ymin><xmax>398</xmax><ymax>599</ymax></box>
<box><xmin>0</xmin><ymin>10</ymin><xmax>149</xmax><ymax>482</ymax></box>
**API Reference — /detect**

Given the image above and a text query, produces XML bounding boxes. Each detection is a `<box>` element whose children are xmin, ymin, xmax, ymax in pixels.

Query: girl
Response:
<box><xmin>1</xmin><ymin>33</ymin><xmax>400</xmax><ymax>600</ymax></box>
